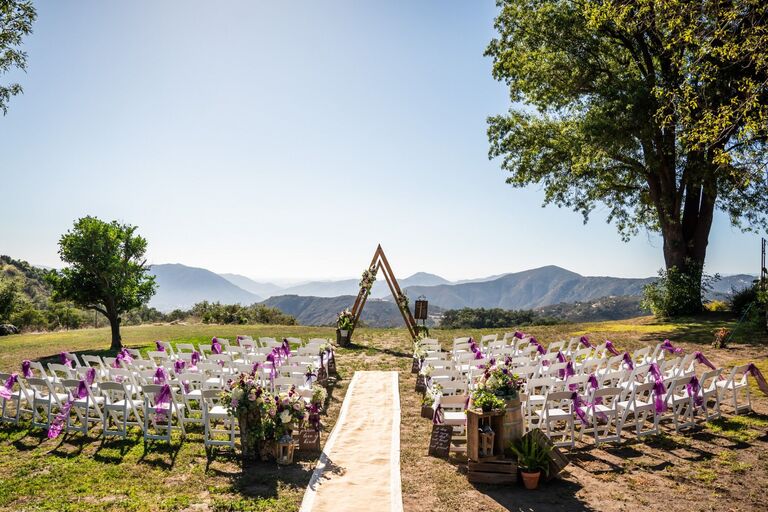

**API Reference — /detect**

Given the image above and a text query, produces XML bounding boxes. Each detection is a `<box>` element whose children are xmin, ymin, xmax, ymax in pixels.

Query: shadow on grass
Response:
<box><xmin>340</xmin><ymin>341</ymin><xmax>411</xmax><ymax>360</ymax></box>
<box><xmin>477</xmin><ymin>477</ymin><xmax>594</xmax><ymax>511</ymax></box>
<box><xmin>137</xmin><ymin>438</ymin><xmax>182</xmax><ymax>469</ymax></box>
<box><xmin>93</xmin><ymin>436</ymin><xmax>140</xmax><ymax>463</ymax></box>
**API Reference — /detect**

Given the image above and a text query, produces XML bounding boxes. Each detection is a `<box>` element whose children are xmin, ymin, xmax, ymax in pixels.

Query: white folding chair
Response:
<box><xmin>25</xmin><ymin>377</ymin><xmax>67</xmax><ymax>429</ymax></box>
<box><xmin>61</xmin><ymin>378</ymin><xmax>104</xmax><ymax>435</ymax></box>
<box><xmin>47</xmin><ymin>363</ymin><xmax>74</xmax><ymax>382</ymax></box>
<box><xmin>100</xmin><ymin>381</ymin><xmax>144</xmax><ymax>437</ymax></box>
<box><xmin>716</xmin><ymin>364</ymin><xmax>753</xmax><ymax>414</ymax></box>
<box><xmin>142</xmin><ymin>384</ymin><xmax>186</xmax><ymax>442</ymax></box>
<box><xmin>202</xmin><ymin>389</ymin><xmax>236</xmax><ymax>449</ymax></box>
<box><xmin>582</xmin><ymin>386</ymin><xmax>623</xmax><ymax>444</ymax></box>
<box><xmin>617</xmin><ymin>382</ymin><xmax>659</xmax><ymax>437</ymax></box>
<box><xmin>0</xmin><ymin>372</ymin><xmax>23</xmax><ymax>424</ymax></box>
<box><xmin>698</xmin><ymin>368</ymin><xmax>723</xmax><ymax>421</ymax></box>
<box><xmin>536</xmin><ymin>391</ymin><xmax>576</xmax><ymax>448</ymax></box>
<box><xmin>660</xmin><ymin>377</ymin><xmax>695</xmax><ymax>431</ymax></box>
<box><xmin>178</xmin><ymin>372</ymin><xmax>205</xmax><ymax>425</ymax></box>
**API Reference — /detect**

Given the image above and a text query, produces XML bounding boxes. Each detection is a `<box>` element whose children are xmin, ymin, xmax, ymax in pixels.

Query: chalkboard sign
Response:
<box><xmin>327</xmin><ymin>356</ymin><xmax>337</xmax><ymax>375</ymax></box>
<box><xmin>299</xmin><ymin>428</ymin><xmax>321</xmax><ymax>453</ymax></box>
<box><xmin>428</xmin><ymin>424</ymin><xmax>452</xmax><ymax>458</ymax></box>
<box><xmin>415</xmin><ymin>374</ymin><xmax>426</xmax><ymax>393</ymax></box>
<box><xmin>411</xmin><ymin>357</ymin><xmax>420</xmax><ymax>374</ymax></box>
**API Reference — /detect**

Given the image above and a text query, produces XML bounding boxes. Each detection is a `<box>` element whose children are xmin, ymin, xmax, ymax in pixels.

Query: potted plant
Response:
<box><xmin>421</xmin><ymin>394</ymin><xmax>435</xmax><ymax>419</ymax></box>
<box><xmin>509</xmin><ymin>436</ymin><xmax>551</xmax><ymax>489</ymax></box>
<box><xmin>471</xmin><ymin>388</ymin><xmax>505</xmax><ymax>413</ymax></box>
<box><xmin>336</xmin><ymin>309</ymin><xmax>354</xmax><ymax>345</ymax></box>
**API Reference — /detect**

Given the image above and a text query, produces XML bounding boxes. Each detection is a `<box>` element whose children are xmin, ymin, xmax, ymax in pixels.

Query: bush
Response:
<box><xmin>704</xmin><ymin>300</ymin><xmax>729</xmax><ymax>312</ymax></box>
<box><xmin>730</xmin><ymin>285</ymin><xmax>758</xmax><ymax>317</ymax></box>
<box><xmin>194</xmin><ymin>302</ymin><xmax>297</xmax><ymax>325</ymax></box>
<box><xmin>642</xmin><ymin>263</ymin><xmax>719</xmax><ymax>318</ymax></box>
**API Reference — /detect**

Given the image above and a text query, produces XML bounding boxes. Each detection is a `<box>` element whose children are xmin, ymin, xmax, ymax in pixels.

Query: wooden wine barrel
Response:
<box><xmin>501</xmin><ymin>398</ymin><xmax>524</xmax><ymax>451</ymax></box>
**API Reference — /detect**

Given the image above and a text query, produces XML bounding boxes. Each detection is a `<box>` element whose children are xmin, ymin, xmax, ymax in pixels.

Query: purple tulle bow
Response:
<box><xmin>605</xmin><ymin>340</ymin><xmax>620</xmax><ymax>356</ymax></box>
<box><xmin>48</xmin><ymin>379</ymin><xmax>89</xmax><ymax>439</ymax></box>
<box><xmin>211</xmin><ymin>338</ymin><xmax>222</xmax><ymax>355</ymax></box>
<box><xmin>580</xmin><ymin>336</ymin><xmax>593</xmax><ymax>348</ymax></box>
<box><xmin>60</xmin><ymin>352</ymin><xmax>73</xmax><ymax>368</ymax></box>
<box><xmin>469</xmin><ymin>341</ymin><xmax>478</xmax><ymax>353</ymax></box>
<box><xmin>432</xmin><ymin>403</ymin><xmax>444</xmax><ymax>425</ymax></box>
<box><xmin>693</xmin><ymin>352</ymin><xmax>716</xmax><ymax>370</ymax></box>
<box><xmin>85</xmin><ymin>367</ymin><xmax>96</xmax><ymax>386</ymax></box>
<box><xmin>687</xmin><ymin>376</ymin><xmax>703</xmax><ymax>408</ymax></box>
<box><xmin>746</xmin><ymin>363</ymin><xmax>768</xmax><ymax>396</ymax></box>
<box><xmin>113</xmin><ymin>348</ymin><xmax>133</xmax><ymax>368</ymax></box>
<box><xmin>251</xmin><ymin>361</ymin><xmax>261</xmax><ymax>375</ymax></box>
<box><xmin>154</xmin><ymin>384</ymin><xmax>172</xmax><ymax>417</ymax></box>
<box><xmin>622</xmin><ymin>352</ymin><xmax>634</xmax><ymax>370</ymax></box>
<box><xmin>174</xmin><ymin>360</ymin><xmax>186</xmax><ymax>374</ymax></box>
<box><xmin>0</xmin><ymin>374</ymin><xmax>18</xmax><ymax>400</ymax></box>
<box><xmin>571</xmin><ymin>392</ymin><xmax>589</xmax><ymax>425</ymax></box>
<box><xmin>155</xmin><ymin>341</ymin><xmax>165</xmax><ymax>352</ymax></box>
<box><xmin>305</xmin><ymin>368</ymin><xmax>317</xmax><ymax>386</ymax></box>
<box><xmin>266</xmin><ymin>353</ymin><xmax>277</xmax><ymax>379</ymax></box>
<box><xmin>556</xmin><ymin>351</ymin><xmax>566</xmax><ymax>364</ymax></box>
<box><xmin>660</xmin><ymin>339</ymin><xmax>683</xmax><ymax>354</ymax></box>
<box><xmin>513</xmin><ymin>331</ymin><xmax>524</xmax><ymax>339</ymax></box>
<box><xmin>649</xmin><ymin>363</ymin><xmax>663</xmax><ymax>382</ymax></box>
<box><xmin>529</xmin><ymin>337</ymin><xmax>546</xmax><ymax>355</ymax></box>
<box><xmin>191</xmin><ymin>351</ymin><xmax>201</xmax><ymax>367</ymax></box>
<box><xmin>563</xmin><ymin>362</ymin><xmax>576</xmax><ymax>385</ymax></box>
<box><xmin>21</xmin><ymin>360</ymin><xmax>32</xmax><ymax>378</ymax></box>
<box><xmin>282</xmin><ymin>339</ymin><xmax>291</xmax><ymax>357</ymax></box>
<box><xmin>153</xmin><ymin>367</ymin><xmax>168</xmax><ymax>385</ymax></box>
<box><xmin>236</xmin><ymin>335</ymin><xmax>244</xmax><ymax>345</ymax></box>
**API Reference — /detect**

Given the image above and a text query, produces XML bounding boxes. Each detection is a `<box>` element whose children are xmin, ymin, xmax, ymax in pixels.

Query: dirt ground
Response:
<box><xmin>344</xmin><ymin>323</ymin><xmax>768</xmax><ymax>512</ymax></box>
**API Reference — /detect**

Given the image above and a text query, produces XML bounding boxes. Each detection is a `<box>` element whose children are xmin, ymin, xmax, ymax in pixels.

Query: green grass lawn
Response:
<box><xmin>0</xmin><ymin>315</ymin><xmax>766</xmax><ymax>511</ymax></box>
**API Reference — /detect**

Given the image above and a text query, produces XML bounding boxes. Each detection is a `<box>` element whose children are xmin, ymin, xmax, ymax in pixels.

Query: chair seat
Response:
<box><xmin>536</xmin><ymin>408</ymin><xmax>571</xmax><ymax>419</ymax></box>
<box><xmin>185</xmin><ymin>389</ymin><xmax>202</xmax><ymax>398</ymax></box>
<box><xmin>73</xmin><ymin>396</ymin><xmax>105</xmax><ymax>406</ymax></box>
<box><xmin>108</xmin><ymin>399</ymin><xmax>142</xmax><ymax>408</ymax></box>
<box><xmin>442</xmin><ymin>411</ymin><xmax>467</xmax><ymax>425</ymax></box>
<box><xmin>207</xmin><ymin>405</ymin><xmax>230</xmax><ymax>416</ymax></box>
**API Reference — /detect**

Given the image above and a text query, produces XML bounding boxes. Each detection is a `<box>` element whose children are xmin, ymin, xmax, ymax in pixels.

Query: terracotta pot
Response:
<box><xmin>521</xmin><ymin>470</ymin><xmax>541</xmax><ymax>490</ymax></box>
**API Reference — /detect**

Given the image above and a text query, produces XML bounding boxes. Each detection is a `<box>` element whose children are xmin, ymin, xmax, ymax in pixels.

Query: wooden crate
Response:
<box><xmin>467</xmin><ymin>459</ymin><xmax>518</xmax><ymax>485</ymax></box>
<box><xmin>466</xmin><ymin>409</ymin><xmax>505</xmax><ymax>462</ymax></box>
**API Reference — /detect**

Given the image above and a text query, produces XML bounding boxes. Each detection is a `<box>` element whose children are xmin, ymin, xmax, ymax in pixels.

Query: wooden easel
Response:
<box><xmin>349</xmin><ymin>244</ymin><xmax>418</xmax><ymax>341</ymax></box>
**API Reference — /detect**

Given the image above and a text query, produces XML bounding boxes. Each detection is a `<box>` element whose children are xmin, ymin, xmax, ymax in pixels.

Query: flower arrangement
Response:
<box><xmin>271</xmin><ymin>387</ymin><xmax>307</xmax><ymax>439</ymax></box>
<box><xmin>337</xmin><ymin>309</ymin><xmax>354</xmax><ymax>331</ymax></box>
<box><xmin>712</xmin><ymin>327</ymin><xmax>730</xmax><ymax>349</ymax></box>
<box><xmin>222</xmin><ymin>374</ymin><xmax>275</xmax><ymax>442</ymax></box>
<box><xmin>396</xmin><ymin>292</ymin><xmax>409</xmax><ymax>311</ymax></box>
<box><xmin>310</xmin><ymin>385</ymin><xmax>327</xmax><ymax>408</ymax></box>
<box><xmin>476</xmin><ymin>361</ymin><xmax>524</xmax><ymax>399</ymax></box>
<box><xmin>359</xmin><ymin>265</ymin><xmax>377</xmax><ymax>296</ymax></box>
<box><xmin>413</xmin><ymin>339</ymin><xmax>428</xmax><ymax>360</ymax></box>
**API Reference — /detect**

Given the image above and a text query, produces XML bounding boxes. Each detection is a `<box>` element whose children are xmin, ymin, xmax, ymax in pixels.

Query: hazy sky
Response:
<box><xmin>0</xmin><ymin>1</ymin><xmax>764</xmax><ymax>281</ymax></box>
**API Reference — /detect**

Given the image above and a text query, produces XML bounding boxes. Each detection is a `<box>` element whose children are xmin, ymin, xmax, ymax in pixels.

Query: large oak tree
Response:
<box><xmin>47</xmin><ymin>217</ymin><xmax>156</xmax><ymax>350</ymax></box>
<box><xmin>486</xmin><ymin>0</ymin><xmax>768</xmax><ymax>314</ymax></box>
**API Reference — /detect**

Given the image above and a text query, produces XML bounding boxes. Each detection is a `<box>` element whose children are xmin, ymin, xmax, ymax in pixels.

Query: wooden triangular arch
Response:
<box><xmin>349</xmin><ymin>244</ymin><xmax>418</xmax><ymax>340</ymax></box>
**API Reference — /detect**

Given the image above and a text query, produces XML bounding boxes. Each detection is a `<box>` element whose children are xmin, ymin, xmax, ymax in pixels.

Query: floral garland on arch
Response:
<box><xmin>359</xmin><ymin>265</ymin><xmax>377</xmax><ymax>296</ymax></box>
<box><xmin>396</xmin><ymin>292</ymin><xmax>409</xmax><ymax>311</ymax></box>
<box><xmin>336</xmin><ymin>309</ymin><xmax>354</xmax><ymax>331</ymax></box>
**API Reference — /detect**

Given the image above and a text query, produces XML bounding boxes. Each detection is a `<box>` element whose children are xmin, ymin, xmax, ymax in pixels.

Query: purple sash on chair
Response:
<box><xmin>155</xmin><ymin>341</ymin><xmax>165</xmax><ymax>352</ymax></box>
<box><xmin>48</xmin><ymin>379</ymin><xmax>89</xmax><ymax>439</ymax></box>
<box><xmin>0</xmin><ymin>374</ymin><xmax>18</xmax><ymax>400</ymax></box>
<box><xmin>153</xmin><ymin>367</ymin><xmax>168</xmax><ymax>385</ymax></box>
<box><xmin>580</xmin><ymin>336</ymin><xmax>593</xmax><ymax>348</ymax></box>
<box><xmin>59</xmin><ymin>352</ymin><xmax>73</xmax><ymax>368</ymax></box>
<box><xmin>604</xmin><ymin>340</ymin><xmax>620</xmax><ymax>356</ymax></box>
<box><xmin>21</xmin><ymin>360</ymin><xmax>32</xmax><ymax>378</ymax></box>
<box><xmin>693</xmin><ymin>351</ymin><xmax>716</xmax><ymax>370</ymax></box>
<box><xmin>211</xmin><ymin>338</ymin><xmax>222</xmax><ymax>355</ymax></box>
<box><xmin>622</xmin><ymin>352</ymin><xmax>634</xmax><ymax>370</ymax></box>
<box><xmin>660</xmin><ymin>339</ymin><xmax>683</xmax><ymax>354</ymax></box>
<box><xmin>746</xmin><ymin>363</ymin><xmax>768</xmax><ymax>396</ymax></box>
<box><xmin>85</xmin><ymin>368</ymin><xmax>96</xmax><ymax>386</ymax></box>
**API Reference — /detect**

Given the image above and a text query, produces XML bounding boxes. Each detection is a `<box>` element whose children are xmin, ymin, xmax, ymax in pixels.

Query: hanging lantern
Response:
<box><xmin>414</xmin><ymin>296</ymin><xmax>428</xmax><ymax>320</ymax></box>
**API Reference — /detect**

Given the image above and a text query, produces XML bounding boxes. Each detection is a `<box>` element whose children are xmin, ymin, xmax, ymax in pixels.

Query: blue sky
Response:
<box><xmin>0</xmin><ymin>0</ymin><xmax>763</xmax><ymax>281</ymax></box>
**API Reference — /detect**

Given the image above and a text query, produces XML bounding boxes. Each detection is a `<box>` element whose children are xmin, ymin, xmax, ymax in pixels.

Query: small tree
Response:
<box><xmin>0</xmin><ymin>278</ymin><xmax>19</xmax><ymax>323</ymax></box>
<box><xmin>47</xmin><ymin>217</ymin><xmax>156</xmax><ymax>350</ymax></box>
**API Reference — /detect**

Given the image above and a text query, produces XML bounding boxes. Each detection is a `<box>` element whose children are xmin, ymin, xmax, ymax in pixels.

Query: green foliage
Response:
<box><xmin>730</xmin><ymin>285</ymin><xmax>758</xmax><ymax>317</ymax></box>
<box><xmin>0</xmin><ymin>0</ymin><xmax>36</xmax><ymax>115</ymax></box>
<box><xmin>440</xmin><ymin>307</ymin><xmax>558</xmax><ymax>329</ymax></box>
<box><xmin>509</xmin><ymin>434</ymin><xmax>552</xmax><ymax>474</ymax></box>
<box><xmin>46</xmin><ymin>216</ymin><xmax>157</xmax><ymax>346</ymax></box>
<box><xmin>192</xmin><ymin>301</ymin><xmax>297</xmax><ymax>326</ymax></box>
<box><xmin>641</xmin><ymin>264</ymin><xmax>718</xmax><ymax>317</ymax></box>
<box><xmin>486</xmin><ymin>0</ymin><xmax>768</xmax><ymax>307</ymax></box>
<box><xmin>471</xmin><ymin>388</ymin><xmax>506</xmax><ymax>412</ymax></box>
<box><xmin>703</xmin><ymin>300</ymin><xmax>729</xmax><ymax>312</ymax></box>
<box><xmin>0</xmin><ymin>277</ymin><xmax>18</xmax><ymax>322</ymax></box>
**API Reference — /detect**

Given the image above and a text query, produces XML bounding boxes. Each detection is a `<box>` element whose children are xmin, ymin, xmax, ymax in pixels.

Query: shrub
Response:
<box><xmin>730</xmin><ymin>285</ymin><xmax>758</xmax><ymax>317</ymax></box>
<box><xmin>440</xmin><ymin>307</ymin><xmax>555</xmax><ymax>329</ymax></box>
<box><xmin>704</xmin><ymin>300</ymin><xmax>729</xmax><ymax>312</ymax></box>
<box><xmin>642</xmin><ymin>263</ymin><xmax>719</xmax><ymax>318</ymax></box>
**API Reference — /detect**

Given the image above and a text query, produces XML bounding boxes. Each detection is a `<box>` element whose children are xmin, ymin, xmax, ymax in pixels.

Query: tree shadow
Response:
<box><xmin>137</xmin><ymin>439</ymin><xmax>182</xmax><ymax>469</ymax></box>
<box><xmin>93</xmin><ymin>436</ymin><xmax>139</xmax><ymax>463</ymax></box>
<box><xmin>475</xmin><ymin>477</ymin><xmax>595</xmax><ymax>511</ymax></box>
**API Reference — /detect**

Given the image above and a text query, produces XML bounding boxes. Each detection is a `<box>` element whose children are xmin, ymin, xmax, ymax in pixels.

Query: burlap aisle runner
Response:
<box><xmin>300</xmin><ymin>371</ymin><xmax>403</xmax><ymax>512</ymax></box>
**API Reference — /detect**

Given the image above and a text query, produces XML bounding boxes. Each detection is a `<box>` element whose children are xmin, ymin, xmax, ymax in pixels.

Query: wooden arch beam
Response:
<box><xmin>349</xmin><ymin>244</ymin><xmax>418</xmax><ymax>341</ymax></box>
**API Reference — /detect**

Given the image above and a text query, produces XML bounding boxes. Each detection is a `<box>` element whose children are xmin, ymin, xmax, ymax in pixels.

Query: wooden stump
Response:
<box><xmin>501</xmin><ymin>398</ymin><xmax>523</xmax><ymax>456</ymax></box>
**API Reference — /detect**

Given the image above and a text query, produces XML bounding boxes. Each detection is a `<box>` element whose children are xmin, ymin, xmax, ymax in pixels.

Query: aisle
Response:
<box><xmin>299</xmin><ymin>371</ymin><xmax>403</xmax><ymax>512</ymax></box>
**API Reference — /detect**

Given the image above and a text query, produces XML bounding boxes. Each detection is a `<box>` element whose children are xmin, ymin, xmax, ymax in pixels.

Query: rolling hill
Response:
<box><xmin>219</xmin><ymin>273</ymin><xmax>284</xmax><ymax>297</ymax></box>
<box><xmin>277</xmin><ymin>272</ymin><xmax>451</xmax><ymax>299</ymax></box>
<box><xmin>261</xmin><ymin>295</ymin><xmax>443</xmax><ymax>327</ymax></box>
<box><xmin>149</xmin><ymin>264</ymin><xmax>260</xmax><ymax>311</ymax></box>
<box><xmin>400</xmin><ymin>265</ymin><xmax>656</xmax><ymax>310</ymax></box>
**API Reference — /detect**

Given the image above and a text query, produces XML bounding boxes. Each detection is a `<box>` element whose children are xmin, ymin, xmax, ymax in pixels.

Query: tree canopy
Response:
<box><xmin>47</xmin><ymin>216</ymin><xmax>157</xmax><ymax>349</ymax></box>
<box><xmin>0</xmin><ymin>0</ymin><xmax>36</xmax><ymax>115</ymax></box>
<box><xmin>486</xmin><ymin>0</ymin><xmax>768</xmax><ymax>313</ymax></box>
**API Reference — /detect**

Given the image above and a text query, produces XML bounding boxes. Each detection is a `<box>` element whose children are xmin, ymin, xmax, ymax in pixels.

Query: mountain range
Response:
<box><xmin>147</xmin><ymin>263</ymin><xmax>758</xmax><ymax>325</ymax></box>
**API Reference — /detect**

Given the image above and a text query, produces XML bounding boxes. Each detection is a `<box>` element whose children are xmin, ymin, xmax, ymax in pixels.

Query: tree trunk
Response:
<box><xmin>108</xmin><ymin>314</ymin><xmax>122</xmax><ymax>351</ymax></box>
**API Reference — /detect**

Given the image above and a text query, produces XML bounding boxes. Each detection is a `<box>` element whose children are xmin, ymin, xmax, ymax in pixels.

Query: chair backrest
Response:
<box><xmin>571</xmin><ymin>347</ymin><xmax>593</xmax><ymax>361</ymax></box>
<box><xmin>82</xmin><ymin>355</ymin><xmax>105</xmax><ymax>371</ymax></box>
<box><xmin>25</xmin><ymin>377</ymin><xmax>53</xmax><ymax>398</ymax></box>
<box><xmin>156</xmin><ymin>341</ymin><xmax>175</xmax><ymax>356</ymax></box>
<box><xmin>480</xmin><ymin>334</ymin><xmax>498</xmax><ymax>344</ymax></box>
<box><xmin>239</xmin><ymin>339</ymin><xmax>256</xmax><ymax>351</ymax></box>
<box><xmin>544</xmin><ymin>390</ymin><xmax>574</xmax><ymax>410</ymax></box>
<box><xmin>591</xmin><ymin>386</ymin><xmax>621</xmax><ymax>406</ymax></box>
<box><xmin>547</xmin><ymin>340</ymin><xmax>565</xmax><ymax>353</ymax></box>
<box><xmin>632</xmin><ymin>346</ymin><xmax>651</xmax><ymax>363</ymax></box>
<box><xmin>147</xmin><ymin>351</ymin><xmax>168</xmax><ymax>365</ymax></box>
<box><xmin>699</xmin><ymin>368</ymin><xmax>722</xmax><ymax>392</ymax></box>
<box><xmin>176</xmin><ymin>343</ymin><xmax>196</xmax><ymax>353</ymax></box>
<box><xmin>125</xmin><ymin>348</ymin><xmax>143</xmax><ymax>360</ymax></box>
<box><xmin>631</xmin><ymin>381</ymin><xmax>656</xmax><ymax>403</ymax></box>
<box><xmin>285</xmin><ymin>337</ymin><xmax>302</xmax><ymax>346</ymax></box>
<box><xmin>47</xmin><ymin>363</ymin><xmax>74</xmax><ymax>381</ymax></box>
